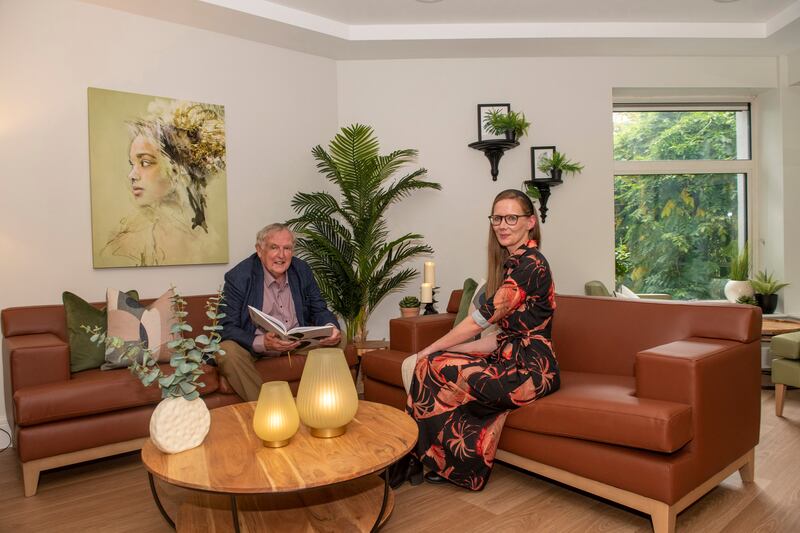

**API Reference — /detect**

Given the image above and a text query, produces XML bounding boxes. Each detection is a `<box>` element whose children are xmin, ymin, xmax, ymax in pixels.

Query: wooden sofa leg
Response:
<box><xmin>22</xmin><ymin>462</ymin><xmax>41</xmax><ymax>497</ymax></box>
<box><xmin>775</xmin><ymin>383</ymin><xmax>786</xmax><ymax>417</ymax></box>
<box><xmin>650</xmin><ymin>502</ymin><xmax>676</xmax><ymax>533</ymax></box>
<box><xmin>738</xmin><ymin>448</ymin><xmax>755</xmax><ymax>483</ymax></box>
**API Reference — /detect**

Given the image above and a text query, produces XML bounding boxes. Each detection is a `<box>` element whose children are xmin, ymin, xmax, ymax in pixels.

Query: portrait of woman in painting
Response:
<box><xmin>89</xmin><ymin>89</ymin><xmax>228</xmax><ymax>268</ymax></box>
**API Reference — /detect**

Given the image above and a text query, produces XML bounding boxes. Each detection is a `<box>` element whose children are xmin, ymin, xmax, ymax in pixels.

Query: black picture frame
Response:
<box><xmin>531</xmin><ymin>146</ymin><xmax>556</xmax><ymax>180</ymax></box>
<box><xmin>477</xmin><ymin>103</ymin><xmax>511</xmax><ymax>142</ymax></box>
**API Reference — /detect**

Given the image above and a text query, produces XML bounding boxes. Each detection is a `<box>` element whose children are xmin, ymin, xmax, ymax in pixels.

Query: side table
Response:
<box><xmin>353</xmin><ymin>340</ymin><xmax>389</xmax><ymax>395</ymax></box>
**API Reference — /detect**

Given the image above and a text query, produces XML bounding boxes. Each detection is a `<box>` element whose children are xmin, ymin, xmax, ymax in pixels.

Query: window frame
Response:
<box><xmin>612</xmin><ymin>99</ymin><xmax>758</xmax><ymax>298</ymax></box>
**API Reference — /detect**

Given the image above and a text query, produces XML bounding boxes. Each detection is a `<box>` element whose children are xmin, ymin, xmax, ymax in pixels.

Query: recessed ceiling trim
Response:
<box><xmin>350</xmin><ymin>22</ymin><xmax>766</xmax><ymax>41</ymax></box>
<box><xmin>200</xmin><ymin>0</ymin><xmax>350</xmax><ymax>38</ymax></box>
<box><xmin>766</xmin><ymin>0</ymin><xmax>800</xmax><ymax>34</ymax></box>
<box><xmin>195</xmin><ymin>0</ymin><xmax>800</xmax><ymax>42</ymax></box>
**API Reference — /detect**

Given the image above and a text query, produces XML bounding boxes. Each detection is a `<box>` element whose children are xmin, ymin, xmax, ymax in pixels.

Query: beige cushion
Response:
<box><xmin>104</xmin><ymin>288</ymin><xmax>177</xmax><ymax>369</ymax></box>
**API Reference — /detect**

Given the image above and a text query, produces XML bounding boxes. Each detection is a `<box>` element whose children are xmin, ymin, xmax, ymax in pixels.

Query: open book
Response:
<box><xmin>248</xmin><ymin>306</ymin><xmax>334</xmax><ymax>350</ymax></box>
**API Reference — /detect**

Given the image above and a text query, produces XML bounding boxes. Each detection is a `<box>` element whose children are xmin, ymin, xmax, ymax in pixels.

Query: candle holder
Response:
<box><xmin>423</xmin><ymin>287</ymin><xmax>439</xmax><ymax>315</ymax></box>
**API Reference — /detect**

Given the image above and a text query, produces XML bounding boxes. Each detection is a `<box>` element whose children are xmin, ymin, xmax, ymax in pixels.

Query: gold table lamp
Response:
<box><xmin>252</xmin><ymin>381</ymin><xmax>300</xmax><ymax>448</ymax></box>
<box><xmin>296</xmin><ymin>348</ymin><xmax>358</xmax><ymax>438</ymax></box>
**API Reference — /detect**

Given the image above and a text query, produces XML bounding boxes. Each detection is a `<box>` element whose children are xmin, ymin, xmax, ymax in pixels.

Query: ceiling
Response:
<box><xmin>83</xmin><ymin>0</ymin><xmax>800</xmax><ymax>59</ymax></box>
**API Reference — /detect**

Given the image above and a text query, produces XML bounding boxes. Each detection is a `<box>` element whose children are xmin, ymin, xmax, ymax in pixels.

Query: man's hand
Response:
<box><xmin>318</xmin><ymin>327</ymin><xmax>342</xmax><ymax>347</ymax></box>
<box><xmin>262</xmin><ymin>332</ymin><xmax>301</xmax><ymax>352</ymax></box>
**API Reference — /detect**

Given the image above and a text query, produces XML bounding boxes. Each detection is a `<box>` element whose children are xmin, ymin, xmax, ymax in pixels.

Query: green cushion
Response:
<box><xmin>770</xmin><ymin>331</ymin><xmax>800</xmax><ymax>360</ymax></box>
<box><xmin>585</xmin><ymin>280</ymin><xmax>611</xmax><ymax>297</ymax></box>
<box><xmin>772</xmin><ymin>357</ymin><xmax>800</xmax><ymax>387</ymax></box>
<box><xmin>454</xmin><ymin>278</ymin><xmax>479</xmax><ymax>325</ymax></box>
<box><xmin>63</xmin><ymin>290</ymin><xmax>138</xmax><ymax>373</ymax></box>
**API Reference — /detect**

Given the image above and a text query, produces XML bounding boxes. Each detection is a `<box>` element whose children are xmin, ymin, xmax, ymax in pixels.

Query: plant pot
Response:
<box><xmin>550</xmin><ymin>169</ymin><xmax>563</xmax><ymax>182</ymax></box>
<box><xmin>723</xmin><ymin>279</ymin><xmax>754</xmax><ymax>303</ymax></box>
<box><xmin>149</xmin><ymin>396</ymin><xmax>211</xmax><ymax>454</ymax></box>
<box><xmin>504</xmin><ymin>131</ymin><xmax>518</xmax><ymax>142</ymax></box>
<box><xmin>755</xmin><ymin>293</ymin><xmax>778</xmax><ymax>314</ymax></box>
<box><xmin>400</xmin><ymin>306</ymin><xmax>421</xmax><ymax>318</ymax></box>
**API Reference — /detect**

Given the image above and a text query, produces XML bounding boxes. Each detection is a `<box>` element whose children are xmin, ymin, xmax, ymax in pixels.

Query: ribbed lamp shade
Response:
<box><xmin>252</xmin><ymin>381</ymin><xmax>300</xmax><ymax>448</ymax></box>
<box><xmin>296</xmin><ymin>348</ymin><xmax>358</xmax><ymax>438</ymax></box>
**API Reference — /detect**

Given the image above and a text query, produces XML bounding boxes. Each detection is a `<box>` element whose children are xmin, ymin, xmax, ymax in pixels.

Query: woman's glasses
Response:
<box><xmin>488</xmin><ymin>214</ymin><xmax>531</xmax><ymax>226</ymax></box>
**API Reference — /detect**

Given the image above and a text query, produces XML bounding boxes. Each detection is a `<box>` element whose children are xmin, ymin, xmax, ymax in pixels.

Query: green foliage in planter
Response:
<box><xmin>537</xmin><ymin>150</ymin><xmax>584</xmax><ymax>175</ymax></box>
<box><xmin>483</xmin><ymin>109</ymin><xmax>531</xmax><ymax>139</ymax></box>
<box><xmin>83</xmin><ymin>289</ymin><xmax>225</xmax><ymax>401</ymax></box>
<box><xmin>750</xmin><ymin>270</ymin><xmax>790</xmax><ymax>295</ymax></box>
<box><xmin>288</xmin><ymin>124</ymin><xmax>441</xmax><ymax>342</ymax></box>
<box><xmin>399</xmin><ymin>296</ymin><xmax>420</xmax><ymax>308</ymax></box>
<box><xmin>729</xmin><ymin>246</ymin><xmax>750</xmax><ymax>281</ymax></box>
<box><xmin>736</xmin><ymin>295</ymin><xmax>758</xmax><ymax>306</ymax></box>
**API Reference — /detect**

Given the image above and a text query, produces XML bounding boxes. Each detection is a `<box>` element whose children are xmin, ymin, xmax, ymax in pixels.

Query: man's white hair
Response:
<box><xmin>256</xmin><ymin>223</ymin><xmax>294</xmax><ymax>247</ymax></box>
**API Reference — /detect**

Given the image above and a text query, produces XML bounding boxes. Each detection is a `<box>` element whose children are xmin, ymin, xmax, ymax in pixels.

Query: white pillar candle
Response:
<box><xmin>424</xmin><ymin>261</ymin><xmax>436</xmax><ymax>285</ymax></box>
<box><xmin>420</xmin><ymin>283</ymin><xmax>433</xmax><ymax>303</ymax></box>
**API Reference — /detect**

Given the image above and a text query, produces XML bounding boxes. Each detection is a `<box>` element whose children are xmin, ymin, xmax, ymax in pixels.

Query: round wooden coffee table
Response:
<box><xmin>141</xmin><ymin>400</ymin><xmax>417</xmax><ymax>532</ymax></box>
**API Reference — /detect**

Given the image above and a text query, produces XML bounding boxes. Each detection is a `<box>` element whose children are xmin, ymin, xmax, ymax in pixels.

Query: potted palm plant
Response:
<box><xmin>399</xmin><ymin>296</ymin><xmax>421</xmax><ymax>318</ymax></box>
<box><xmin>482</xmin><ymin>109</ymin><xmax>531</xmax><ymax>142</ymax></box>
<box><xmin>289</xmin><ymin>124</ymin><xmax>441</xmax><ymax>342</ymax></box>
<box><xmin>750</xmin><ymin>270</ymin><xmax>790</xmax><ymax>314</ymax></box>
<box><xmin>536</xmin><ymin>150</ymin><xmax>584</xmax><ymax>182</ymax></box>
<box><xmin>724</xmin><ymin>246</ymin><xmax>753</xmax><ymax>303</ymax></box>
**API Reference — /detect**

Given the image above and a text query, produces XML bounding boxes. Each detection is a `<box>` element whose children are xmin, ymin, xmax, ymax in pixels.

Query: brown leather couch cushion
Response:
<box><xmin>361</xmin><ymin>349</ymin><xmax>408</xmax><ymax>388</ymax></box>
<box><xmin>14</xmin><ymin>363</ymin><xmax>220</xmax><ymax>426</ymax></box>
<box><xmin>15</xmin><ymin>392</ymin><xmax>240</xmax><ymax>463</ymax></box>
<box><xmin>505</xmin><ymin>371</ymin><xmax>692</xmax><ymax>453</ymax></box>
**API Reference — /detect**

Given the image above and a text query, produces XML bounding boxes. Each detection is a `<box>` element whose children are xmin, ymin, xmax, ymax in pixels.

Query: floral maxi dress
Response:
<box><xmin>406</xmin><ymin>240</ymin><xmax>560</xmax><ymax>490</ymax></box>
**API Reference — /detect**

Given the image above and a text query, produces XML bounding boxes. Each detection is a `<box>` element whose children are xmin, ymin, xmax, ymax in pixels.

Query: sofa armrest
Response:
<box><xmin>389</xmin><ymin>313</ymin><xmax>456</xmax><ymax>353</ymax></box>
<box><xmin>3</xmin><ymin>334</ymin><xmax>70</xmax><ymax>392</ymax></box>
<box><xmin>635</xmin><ymin>336</ymin><xmax>760</xmax><ymax>463</ymax></box>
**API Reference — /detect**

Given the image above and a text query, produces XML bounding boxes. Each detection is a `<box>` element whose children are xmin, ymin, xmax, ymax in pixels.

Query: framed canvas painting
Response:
<box><xmin>88</xmin><ymin>88</ymin><xmax>229</xmax><ymax>267</ymax></box>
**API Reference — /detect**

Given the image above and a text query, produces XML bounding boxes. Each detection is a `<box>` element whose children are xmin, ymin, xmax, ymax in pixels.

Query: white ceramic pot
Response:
<box><xmin>149</xmin><ymin>396</ymin><xmax>210</xmax><ymax>454</ymax></box>
<box><xmin>724</xmin><ymin>280</ymin><xmax>754</xmax><ymax>303</ymax></box>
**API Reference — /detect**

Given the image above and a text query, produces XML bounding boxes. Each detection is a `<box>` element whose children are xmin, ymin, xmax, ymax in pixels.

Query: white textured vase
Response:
<box><xmin>724</xmin><ymin>280</ymin><xmax>754</xmax><ymax>303</ymax></box>
<box><xmin>149</xmin><ymin>396</ymin><xmax>211</xmax><ymax>454</ymax></box>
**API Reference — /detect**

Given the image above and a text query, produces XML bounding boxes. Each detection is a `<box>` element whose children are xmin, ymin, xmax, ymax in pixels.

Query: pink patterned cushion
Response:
<box><xmin>104</xmin><ymin>288</ymin><xmax>177</xmax><ymax>369</ymax></box>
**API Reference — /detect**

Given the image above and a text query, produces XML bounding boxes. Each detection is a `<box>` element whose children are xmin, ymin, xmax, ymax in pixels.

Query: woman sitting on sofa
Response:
<box><xmin>402</xmin><ymin>188</ymin><xmax>561</xmax><ymax>490</ymax></box>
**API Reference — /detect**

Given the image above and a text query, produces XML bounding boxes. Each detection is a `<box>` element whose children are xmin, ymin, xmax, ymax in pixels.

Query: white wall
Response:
<box><xmin>0</xmin><ymin>0</ymin><xmax>338</xmax><ymax>429</ymax></box>
<box><xmin>338</xmin><ymin>56</ymin><xmax>778</xmax><ymax>339</ymax></box>
<box><xmin>778</xmin><ymin>55</ymin><xmax>800</xmax><ymax>316</ymax></box>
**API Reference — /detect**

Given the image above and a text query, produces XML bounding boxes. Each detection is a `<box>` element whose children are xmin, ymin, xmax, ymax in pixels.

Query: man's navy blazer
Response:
<box><xmin>220</xmin><ymin>253</ymin><xmax>339</xmax><ymax>353</ymax></box>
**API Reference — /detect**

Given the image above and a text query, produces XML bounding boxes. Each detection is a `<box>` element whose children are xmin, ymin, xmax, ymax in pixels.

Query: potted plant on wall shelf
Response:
<box><xmin>399</xmin><ymin>296</ymin><xmax>421</xmax><ymax>318</ymax></box>
<box><xmin>750</xmin><ymin>270</ymin><xmax>790</xmax><ymax>314</ymax></box>
<box><xmin>289</xmin><ymin>124</ymin><xmax>442</xmax><ymax>343</ymax></box>
<box><xmin>724</xmin><ymin>246</ymin><xmax>753</xmax><ymax>303</ymax></box>
<box><xmin>536</xmin><ymin>150</ymin><xmax>584</xmax><ymax>182</ymax></box>
<box><xmin>84</xmin><ymin>289</ymin><xmax>225</xmax><ymax>454</ymax></box>
<box><xmin>483</xmin><ymin>109</ymin><xmax>531</xmax><ymax>142</ymax></box>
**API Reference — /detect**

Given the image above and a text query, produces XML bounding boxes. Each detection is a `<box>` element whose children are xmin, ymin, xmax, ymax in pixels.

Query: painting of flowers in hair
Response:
<box><xmin>88</xmin><ymin>87</ymin><xmax>228</xmax><ymax>267</ymax></box>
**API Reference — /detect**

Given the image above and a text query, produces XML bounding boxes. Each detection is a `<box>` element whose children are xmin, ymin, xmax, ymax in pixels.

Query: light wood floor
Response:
<box><xmin>2</xmin><ymin>389</ymin><xmax>800</xmax><ymax>532</ymax></box>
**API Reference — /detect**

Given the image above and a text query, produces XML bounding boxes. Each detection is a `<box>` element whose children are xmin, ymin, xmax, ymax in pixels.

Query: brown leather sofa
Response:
<box><xmin>1</xmin><ymin>294</ymin><xmax>357</xmax><ymax>497</ymax></box>
<box><xmin>362</xmin><ymin>292</ymin><xmax>761</xmax><ymax>533</ymax></box>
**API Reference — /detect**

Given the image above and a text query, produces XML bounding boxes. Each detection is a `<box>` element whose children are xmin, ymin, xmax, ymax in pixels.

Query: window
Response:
<box><xmin>613</xmin><ymin>103</ymin><xmax>752</xmax><ymax>300</ymax></box>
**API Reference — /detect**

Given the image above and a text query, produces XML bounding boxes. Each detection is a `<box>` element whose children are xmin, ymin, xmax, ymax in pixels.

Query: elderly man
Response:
<box><xmin>218</xmin><ymin>223</ymin><xmax>341</xmax><ymax>401</ymax></box>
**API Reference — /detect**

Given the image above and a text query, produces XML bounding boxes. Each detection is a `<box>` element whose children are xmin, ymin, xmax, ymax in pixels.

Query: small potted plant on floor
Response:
<box><xmin>483</xmin><ymin>109</ymin><xmax>531</xmax><ymax>142</ymax></box>
<box><xmin>750</xmin><ymin>270</ymin><xmax>790</xmax><ymax>314</ymax></box>
<box><xmin>399</xmin><ymin>296</ymin><xmax>421</xmax><ymax>318</ymax></box>
<box><xmin>536</xmin><ymin>150</ymin><xmax>584</xmax><ymax>182</ymax></box>
<box><xmin>724</xmin><ymin>246</ymin><xmax>753</xmax><ymax>303</ymax></box>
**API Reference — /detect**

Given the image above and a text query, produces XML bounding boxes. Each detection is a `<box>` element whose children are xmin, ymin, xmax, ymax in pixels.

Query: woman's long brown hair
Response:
<box><xmin>486</xmin><ymin>189</ymin><xmax>541</xmax><ymax>295</ymax></box>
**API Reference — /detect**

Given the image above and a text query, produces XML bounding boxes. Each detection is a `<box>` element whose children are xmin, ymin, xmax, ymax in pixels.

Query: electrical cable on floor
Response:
<box><xmin>0</xmin><ymin>427</ymin><xmax>10</xmax><ymax>453</ymax></box>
